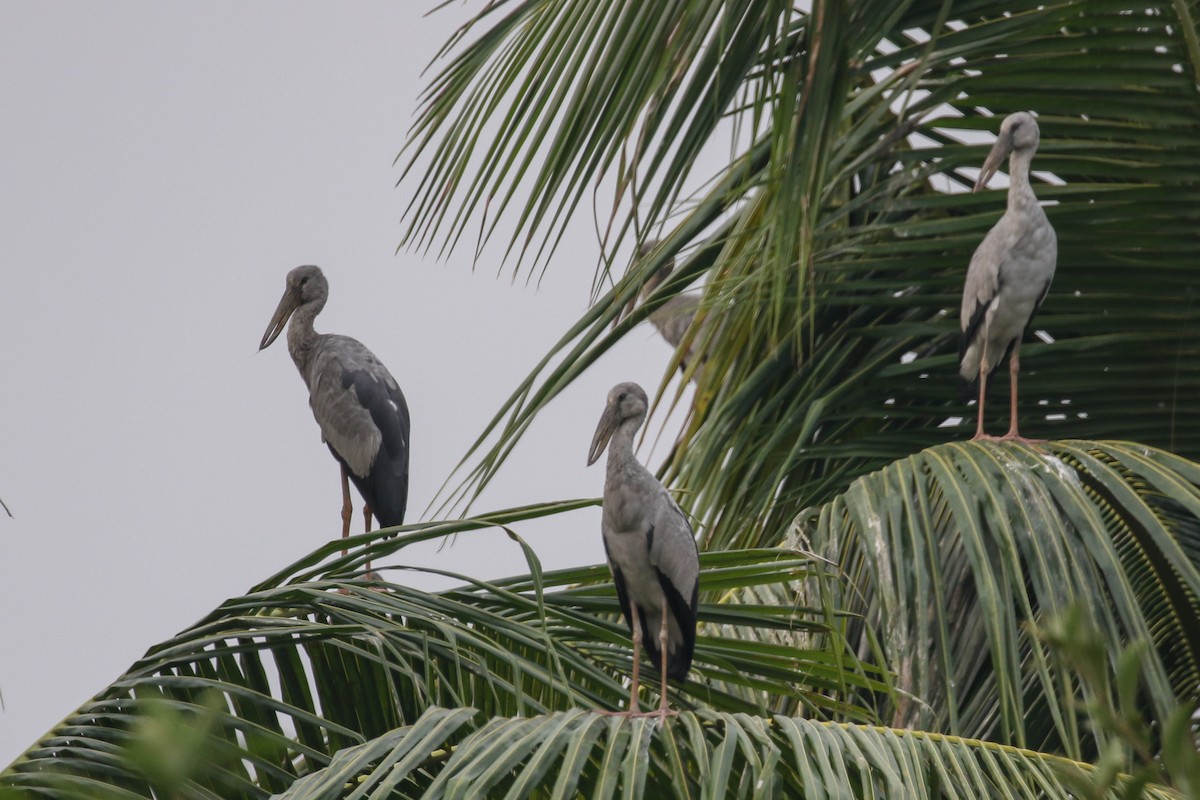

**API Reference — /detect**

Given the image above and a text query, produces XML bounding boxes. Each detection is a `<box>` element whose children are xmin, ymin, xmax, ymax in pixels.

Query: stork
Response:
<box><xmin>621</xmin><ymin>243</ymin><xmax>707</xmax><ymax>379</ymax></box>
<box><xmin>587</xmin><ymin>382</ymin><xmax>699</xmax><ymax>718</ymax></box>
<box><xmin>259</xmin><ymin>265</ymin><xmax>410</xmax><ymax>566</ymax></box>
<box><xmin>960</xmin><ymin>112</ymin><xmax>1057</xmax><ymax>441</ymax></box>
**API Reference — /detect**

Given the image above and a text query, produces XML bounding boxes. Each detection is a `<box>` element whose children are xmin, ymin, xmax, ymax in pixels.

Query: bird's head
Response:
<box><xmin>973</xmin><ymin>111</ymin><xmax>1041</xmax><ymax>193</ymax></box>
<box><xmin>259</xmin><ymin>265</ymin><xmax>329</xmax><ymax>350</ymax></box>
<box><xmin>587</xmin><ymin>382</ymin><xmax>649</xmax><ymax>466</ymax></box>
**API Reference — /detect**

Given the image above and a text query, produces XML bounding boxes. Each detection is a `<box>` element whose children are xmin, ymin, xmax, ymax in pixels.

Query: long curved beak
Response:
<box><xmin>259</xmin><ymin>288</ymin><xmax>299</xmax><ymax>350</ymax></box>
<box><xmin>973</xmin><ymin>129</ymin><xmax>1013</xmax><ymax>193</ymax></box>
<box><xmin>587</xmin><ymin>406</ymin><xmax>618</xmax><ymax>466</ymax></box>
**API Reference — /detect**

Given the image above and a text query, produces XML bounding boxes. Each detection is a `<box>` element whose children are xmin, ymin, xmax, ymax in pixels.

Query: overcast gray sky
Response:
<box><xmin>0</xmin><ymin>3</ymin><xmax>692</xmax><ymax>765</ymax></box>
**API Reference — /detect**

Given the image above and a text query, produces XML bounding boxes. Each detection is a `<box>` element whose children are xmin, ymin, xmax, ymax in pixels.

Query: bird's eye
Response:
<box><xmin>299</xmin><ymin>276</ymin><xmax>309</xmax><ymax>286</ymax></box>
<box><xmin>617</xmin><ymin>393</ymin><xmax>627</xmax><ymax>403</ymax></box>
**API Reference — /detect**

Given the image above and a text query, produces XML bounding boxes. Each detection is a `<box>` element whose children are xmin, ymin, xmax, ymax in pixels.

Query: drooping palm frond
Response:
<box><xmin>407</xmin><ymin>0</ymin><xmax>1200</xmax><ymax>554</ymax></box>
<box><xmin>794</xmin><ymin>439</ymin><xmax>1200</xmax><ymax>763</ymax></box>
<box><xmin>266</xmin><ymin>707</ymin><xmax>1185</xmax><ymax>800</ymax></box>
<box><xmin>3</xmin><ymin>462</ymin><xmax>1193</xmax><ymax>797</ymax></box>
<box><xmin>0</xmin><ymin>504</ymin><xmax>884</xmax><ymax>798</ymax></box>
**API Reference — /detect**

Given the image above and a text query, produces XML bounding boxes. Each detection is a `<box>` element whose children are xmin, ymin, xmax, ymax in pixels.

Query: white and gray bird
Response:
<box><xmin>621</xmin><ymin>243</ymin><xmax>707</xmax><ymax>379</ymax></box>
<box><xmin>260</xmin><ymin>265</ymin><xmax>410</xmax><ymax>559</ymax></box>
<box><xmin>959</xmin><ymin>112</ymin><xmax>1057</xmax><ymax>441</ymax></box>
<box><xmin>587</xmin><ymin>382</ymin><xmax>699</xmax><ymax>718</ymax></box>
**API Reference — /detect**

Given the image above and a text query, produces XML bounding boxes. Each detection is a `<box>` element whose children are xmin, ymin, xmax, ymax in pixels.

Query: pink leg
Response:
<box><xmin>363</xmin><ymin>504</ymin><xmax>375</xmax><ymax>575</ymax></box>
<box><xmin>336</xmin><ymin>467</ymin><xmax>354</xmax><ymax>595</ymax></box>
<box><xmin>657</xmin><ymin>603</ymin><xmax>676</xmax><ymax>719</ymax></box>
<box><xmin>628</xmin><ymin>608</ymin><xmax>643</xmax><ymax>714</ymax></box>
<box><xmin>596</xmin><ymin>604</ymin><xmax>680</xmax><ymax>719</ymax></box>
<box><xmin>970</xmin><ymin>318</ymin><xmax>1000</xmax><ymax>441</ymax></box>
<box><xmin>597</xmin><ymin>607</ymin><xmax>647</xmax><ymax>717</ymax></box>
<box><xmin>1001</xmin><ymin>342</ymin><xmax>1045</xmax><ymax>445</ymax></box>
<box><xmin>1004</xmin><ymin>343</ymin><xmax>1022</xmax><ymax>439</ymax></box>
<box><xmin>339</xmin><ymin>465</ymin><xmax>352</xmax><ymax>557</ymax></box>
<box><xmin>971</xmin><ymin>354</ymin><xmax>999</xmax><ymax>442</ymax></box>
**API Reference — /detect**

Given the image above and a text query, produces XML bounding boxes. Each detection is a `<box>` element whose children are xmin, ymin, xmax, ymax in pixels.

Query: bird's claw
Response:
<box><xmin>593</xmin><ymin>708</ymin><xmax>677</xmax><ymax>721</ymax></box>
<box><xmin>1000</xmin><ymin>433</ymin><xmax>1049</xmax><ymax>452</ymax></box>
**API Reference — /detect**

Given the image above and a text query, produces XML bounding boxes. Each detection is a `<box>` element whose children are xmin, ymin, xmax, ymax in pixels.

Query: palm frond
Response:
<box><xmin>408</xmin><ymin>0</ymin><xmax>1200</xmax><ymax>556</ymax></box>
<box><xmin>258</xmin><ymin>707</ymin><xmax>1186</xmax><ymax>799</ymax></box>
<box><xmin>0</xmin><ymin>505</ymin><xmax>883</xmax><ymax>797</ymax></box>
<box><xmin>795</xmin><ymin>439</ymin><xmax>1200</xmax><ymax>761</ymax></box>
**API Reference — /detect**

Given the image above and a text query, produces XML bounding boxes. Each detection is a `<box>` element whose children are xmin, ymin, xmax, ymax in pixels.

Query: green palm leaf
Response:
<box><xmin>259</xmin><ymin>707</ymin><xmax>1187</xmax><ymax>799</ymax></box>
<box><xmin>796</xmin><ymin>439</ymin><xmax>1200</xmax><ymax>760</ymax></box>
<box><xmin>0</xmin><ymin>507</ymin><xmax>883</xmax><ymax>798</ymax></box>
<box><xmin>408</xmin><ymin>0</ymin><xmax>1200</xmax><ymax>554</ymax></box>
<box><xmin>7</xmin><ymin>437</ymin><xmax>1196</xmax><ymax>796</ymax></box>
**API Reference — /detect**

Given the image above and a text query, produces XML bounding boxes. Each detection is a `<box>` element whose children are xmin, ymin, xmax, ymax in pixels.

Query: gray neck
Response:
<box><xmin>286</xmin><ymin>301</ymin><xmax>322</xmax><ymax>376</ymax></box>
<box><xmin>606</xmin><ymin>418</ymin><xmax>643</xmax><ymax>481</ymax></box>
<box><xmin>1007</xmin><ymin>148</ymin><xmax>1038</xmax><ymax>208</ymax></box>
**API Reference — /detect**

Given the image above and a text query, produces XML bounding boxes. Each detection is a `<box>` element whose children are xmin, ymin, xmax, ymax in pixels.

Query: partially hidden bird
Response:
<box><xmin>620</xmin><ymin>243</ymin><xmax>707</xmax><ymax>380</ymax></box>
<box><xmin>587</xmin><ymin>382</ymin><xmax>699</xmax><ymax>718</ymax></box>
<box><xmin>259</xmin><ymin>265</ymin><xmax>410</xmax><ymax>563</ymax></box>
<box><xmin>959</xmin><ymin>111</ymin><xmax>1057</xmax><ymax>441</ymax></box>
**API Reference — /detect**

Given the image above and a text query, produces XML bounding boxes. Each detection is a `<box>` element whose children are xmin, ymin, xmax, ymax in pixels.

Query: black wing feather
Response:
<box><xmin>959</xmin><ymin>292</ymin><xmax>1001</xmax><ymax>402</ymax></box>
<box><xmin>341</xmin><ymin>367</ymin><xmax>410</xmax><ymax>527</ymax></box>
<box><xmin>640</xmin><ymin>523</ymin><xmax>698</xmax><ymax>682</ymax></box>
<box><xmin>654</xmin><ymin>566</ymin><xmax>697</xmax><ymax>681</ymax></box>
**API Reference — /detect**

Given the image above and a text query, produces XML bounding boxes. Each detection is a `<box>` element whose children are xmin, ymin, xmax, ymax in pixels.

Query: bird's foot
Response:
<box><xmin>1000</xmin><ymin>432</ymin><xmax>1048</xmax><ymax>451</ymax></box>
<box><xmin>593</xmin><ymin>708</ymin><xmax>676</xmax><ymax>721</ymax></box>
<box><xmin>970</xmin><ymin>432</ymin><xmax>1002</xmax><ymax>442</ymax></box>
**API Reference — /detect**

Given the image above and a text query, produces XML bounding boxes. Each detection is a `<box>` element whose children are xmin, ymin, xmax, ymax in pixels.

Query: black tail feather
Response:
<box><xmin>959</xmin><ymin>376</ymin><xmax>980</xmax><ymax>404</ymax></box>
<box><xmin>646</xmin><ymin>570</ymin><xmax>697</xmax><ymax>682</ymax></box>
<box><xmin>959</xmin><ymin>339</ymin><xmax>1016</xmax><ymax>404</ymax></box>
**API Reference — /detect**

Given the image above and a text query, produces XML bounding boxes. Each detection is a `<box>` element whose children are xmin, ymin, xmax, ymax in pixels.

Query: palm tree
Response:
<box><xmin>3</xmin><ymin>1</ymin><xmax>1199</xmax><ymax>797</ymax></box>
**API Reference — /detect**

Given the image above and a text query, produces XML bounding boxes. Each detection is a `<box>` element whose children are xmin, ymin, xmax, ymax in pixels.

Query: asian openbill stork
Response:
<box><xmin>259</xmin><ymin>265</ymin><xmax>410</xmax><ymax>563</ymax></box>
<box><xmin>960</xmin><ymin>112</ymin><xmax>1057</xmax><ymax>441</ymax></box>
<box><xmin>620</xmin><ymin>243</ymin><xmax>706</xmax><ymax>380</ymax></box>
<box><xmin>587</xmin><ymin>382</ymin><xmax>699</xmax><ymax>718</ymax></box>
